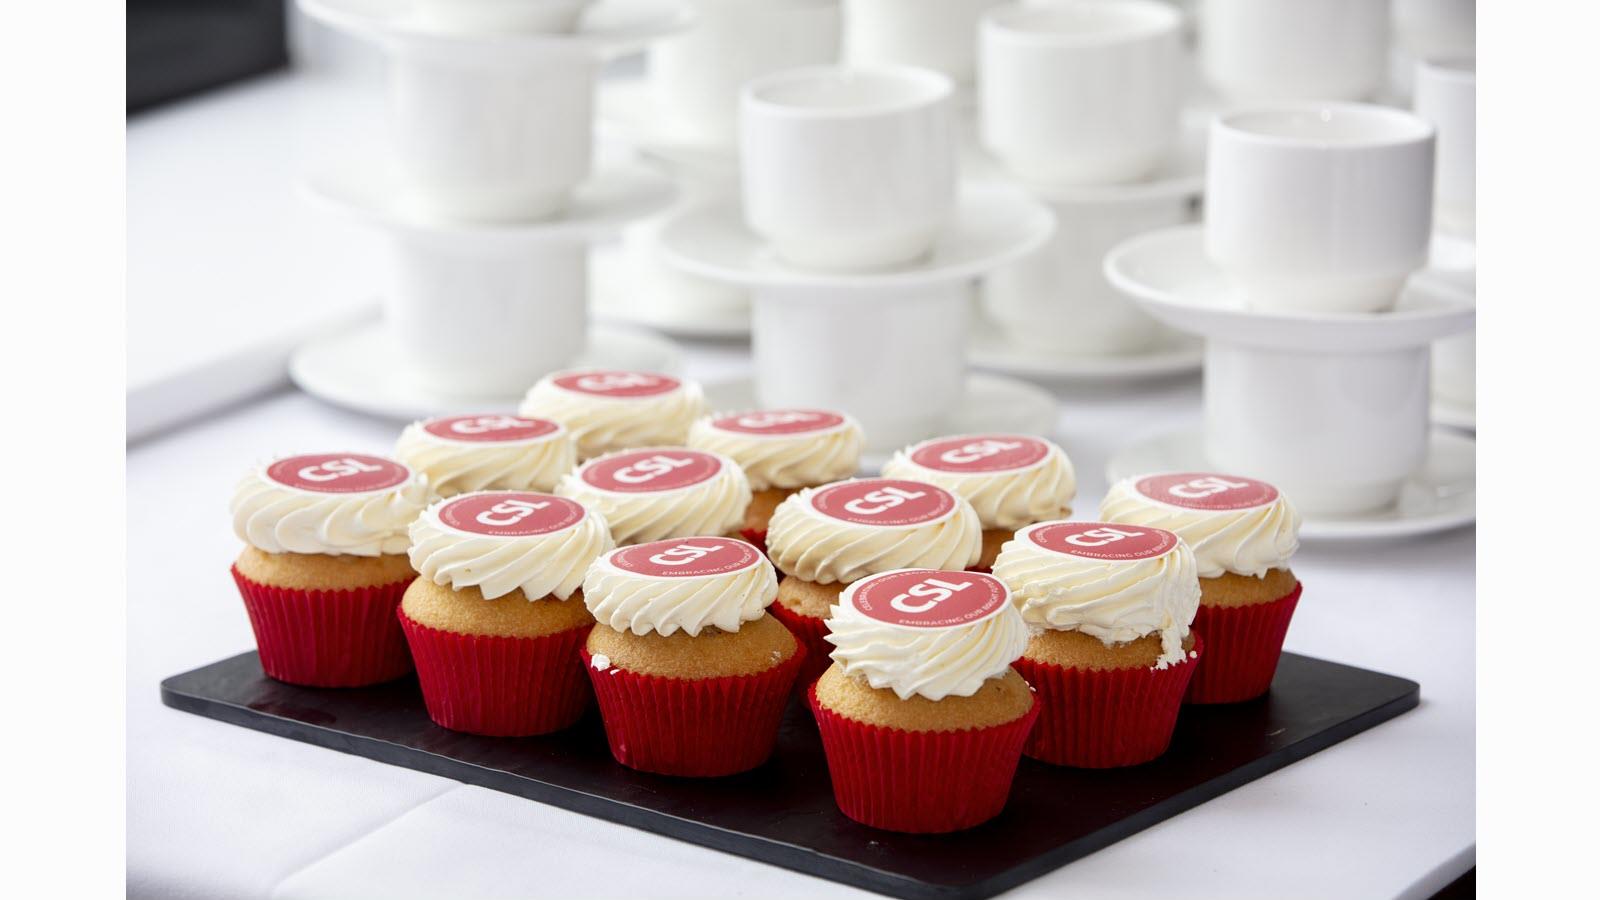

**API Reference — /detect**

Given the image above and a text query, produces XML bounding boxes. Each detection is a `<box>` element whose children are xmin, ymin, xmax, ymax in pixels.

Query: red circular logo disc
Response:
<box><xmin>1134</xmin><ymin>473</ymin><xmax>1279</xmax><ymax>511</ymax></box>
<box><xmin>580</xmin><ymin>449</ymin><xmax>724</xmax><ymax>494</ymax></box>
<box><xmin>422</xmin><ymin>414</ymin><xmax>560</xmax><ymax>443</ymax></box>
<box><xmin>1025</xmin><ymin>521</ymin><xmax>1179</xmax><ymax>561</ymax></box>
<box><xmin>551</xmin><ymin>370</ymin><xmax>681</xmax><ymax>398</ymax></box>
<box><xmin>809</xmin><ymin>479</ymin><xmax>957</xmax><ymax>527</ymax></box>
<box><xmin>846</xmin><ymin>569</ymin><xmax>1009</xmax><ymax>629</ymax></box>
<box><xmin>436</xmin><ymin>492</ymin><xmax>586</xmax><ymax>537</ymax></box>
<box><xmin>908</xmin><ymin>434</ymin><xmax>1050</xmax><ymax>473</ymax></box>
<box><xmin>710</xmin><ymin>409</ymin><xmax>847</xmax><ymax>436</ymax></box>
<box><xmin>265</xmin><ymin>454</ymin><xmax>411</xmax><ymax>494</ymax></box>
<box><xmin>608</xmin><ymin>538</ymin><xmax>763</xmax><ymax>578</ymax></box>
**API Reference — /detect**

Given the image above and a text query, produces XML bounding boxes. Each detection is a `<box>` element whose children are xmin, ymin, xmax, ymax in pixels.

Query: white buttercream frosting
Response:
<box><xmin>582</xmin><ymin>539</ymin><xmax>778</xmax><ymax>637</ymax></box>
<box><xmin>993</xmin><ymin>522</ymin><xmax>1200</xmax><ymax>668</ymax></box>
<box><xmin>1100</xmin><ymin>475</ymin><xmax>1301</xmax><ymax>578</ymax></box>
<box><xmin>824</xmin><ymin>570</ymin><xmax>1032</xmax><ymax>701</ymax></box>
<box><xmin>518</xmin><ymin>371</ymin><xmax>706</xmax><ymax>460</ymax></box>
<box><xmin>231</xmin><ymin>456</ymin><xmax>428</xmax><ymax>556</ymax></box>
<box><xmin>394</xmin><ymin>417</ymin><xmax>575</xmax><ymax>498</ymax></box>
<box><xmin>686</xmin><ymin>411</ymin><xmax>864</xmax><ymax>491</ymax></box>
<box><xmin>555</xmin><ymin>449</ymin><xmax>752</xmax><ymax>545</ymax></box>
<box><xmin>765</xmin><ymin>481</ymin><xmax>983</xmax><ymax>584</ymax></box>
<box><xmin>880</xmin><ymin>434</ymin><xmax>1077</xmax><ymax>531</ymax></box>
<box><xmin>408</xmin><ymin>495</ymin><xmax>613</xmax><ymax>600</ymax></box>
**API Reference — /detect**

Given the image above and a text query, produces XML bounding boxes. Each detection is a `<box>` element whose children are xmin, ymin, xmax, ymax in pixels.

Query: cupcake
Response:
<box><xmin>518</xmin><ymin>369</ymin><xmax>705</xmax><ymax>460</ymax></box>
<box><xmin>555</xmin><ymin>447</ymin><xmax>750</xmax><ymax>546</ymax></box>
<box><xmin>993</xmin><ymin>520</ymin><xmax>1202</xmax><ymax>767</ymax></box>
<box><xmin>1101</xmin><ymin>472</ymin><xmax>1302</xmax><ymax>704</ymax></box>
<box><xmin>394</xmin><ymin>413</ymin><xmax>575</xmax><ymax>498</ymax></box>
<box><xmin>685</xmin><ymin>408</ymin><xmax>864</xmax><ymax>545</ymax></box>
<box><xmin>765</xmin><ymin>478</ymin><xmax>983</xmax><ymax>683</ymax></box>
<box><xmin>811</xmin><ymin>568</ymin><xmax>1037</xmax><ymax>833</ymax></box>
<box><xmin>580</xmin><ymin>537</ymin><xmax>804</xmax><ymax>776</ymax></box>
<box><xmin>881</xmin><ymin>433</ymin><xmax>1076</xmax><ymax>571</ymax></box>
<box><xmin>229</xmin><ymin>453</ymin><xmax>428</xmax><ymax>687</ymax></box>
<box><xmin>399</xmin><ymin>491</ymin><xmax>613</xmax><ymax>736</ymax></box>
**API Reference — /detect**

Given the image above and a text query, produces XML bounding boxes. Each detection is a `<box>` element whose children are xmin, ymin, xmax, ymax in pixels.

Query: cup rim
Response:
<box><xmin>1416</xmin><ymin>56</ymin><xmax>1476</xmax><ymax>86</ymax></box>
<box><xmin>1214</xmin><ymin>102</ymin><xmax>1435</xmax><ymax>150</ymax></box>
<box><xmin>981</xmin><ymin>0</ymin><xmax>1181</xmax><ymax>46</ymax></box>
<box><xmin>741</xmin><ymin>64</ymin><xmax>955</xmax><ymax>120</ymax></box>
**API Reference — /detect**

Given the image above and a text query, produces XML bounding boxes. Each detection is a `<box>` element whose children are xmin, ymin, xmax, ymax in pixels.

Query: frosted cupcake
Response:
<box><xmin>400</xmin><ymin>491</ymin><xmax>612</xmax><ymax>736</ymax></box>
<box><xmin>686</xmin><ymin>408</ymin><xmax>864</xmax><ymax>544</ymax></box>
<box><xmin>555</xmin><ymin>447</ymin><xmax>750</xmax><ymax>546</ymax></box>
<box><xmin>519</xmin><ymin>369</ymin><xmax>705</xmax><ymax>460</ymax></box>
<box><xmin>993</xmin><ymin>520</ymin><xmax>1201</xmax><ymax>767</ymax></box>
<box><xmin>1101</xmin><ymin>472</ymin><xmax>1302</xmax><ymax>704</ymax></box>
<box><xmin>394</xmin><ymin>413</ymin><xmax>574</xmax><ymax>498</ymax></box>
<box><xmin>811</xmin><ymin>569</ymin><xmax>1037</xmax><ymax>833</ymax></box>
<box><xmin>881</xmin><ymin>433</ymin><xmax>1076</xmax><ymax>570</ymax></box>
<box><xmin>765</xmin><ymin>478</ymin><xmax>983</xmax><ymax>683</ymax></box>
<box><xmin>230</xmin><ymin>453</ymin><xmax>428</xmax><ymax>687</ymax></box>
<box><xmin>581</xmin><ymin>537</ymin><xmax>803</xmax><ymax>776</ymax></box>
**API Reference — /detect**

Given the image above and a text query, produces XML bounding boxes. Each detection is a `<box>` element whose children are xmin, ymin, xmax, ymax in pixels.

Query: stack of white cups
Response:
<box><xmin>976</xmin><ymin>0</ymin><xmax>1192</xmax><ymax>358</ymax></box>
<box><xmin>298</xmin><ymin>0</ymin><xmax>681</xmax><ymax>397</ymax></box>
<box><xmin>1414</xmin><ymin>56</ymin><xmax>1476</xmax><ymax>422</ymax></box>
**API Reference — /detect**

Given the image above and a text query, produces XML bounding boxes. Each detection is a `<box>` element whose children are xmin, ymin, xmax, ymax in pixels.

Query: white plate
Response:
<box><xmin>1104</xmin><ymin>225</ymin><xmax>1477</xmax><ymax>352</ymax></box>
<box><xmin>967</xmin><ymin>317</ymin><xmax>1201</xmax><ymax>381</ymax></box>
<box><xmin>656</xmin><ymin>187</ymin><xmax>1056</xmax><ymax>290</ymax></box>
<box><xmin>589</xmin><ymin>245</ymin><xmax>751</xmax><ymax>339</ymax></box>
<box><xmin>1432</xmin><ymin>398</ymin><xmax>1476</xmax><ymax>432</ymax></box>
<box><xmin>289</xmin><ymin>319</ymin><xmax>684</xmax><ymax>421</ymax></box>
<box><xmin>298</xmin><ymin>0</ymin><xmax>693</xmax><ymax>57</ymax></box>
<box><xmin>1106</xmin><ymin>426</ymin><xmax>1476</xmax><ymax>541</ymax></box>
<box><xmin>596</xmin><ymin>78</ymin><xmax>741</xmax><ymax>180</ymax></box>
<box><xmin>702</xmin><ymin>373</ymin><xmax>1060</xmax><ymax>469</ymax></box>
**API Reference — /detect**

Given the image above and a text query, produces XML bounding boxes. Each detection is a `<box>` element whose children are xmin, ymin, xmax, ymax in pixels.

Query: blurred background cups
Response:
<box><xmin>412</xmin><ymin>0</ymin><xmax>594</xmax><ymax>33</ymax></box>
<box><xmin>979</xmin><ymin>0</ymin><xmax>1182</xmax><ymax>186</ymax></box>
<box><xmin>1205</xmin><ymin>103</ymin><xmax>1435</xmax><ymax>314</ymax></box>
<box><xmin>843</xmin><ymin>0</ymin><xmax>1004</xmax><ymax>87</ymax></box>
<box><xmin>391</xmin><ymin>44</ymin><xmax>595</xmax><ymax>222</ymax></box>
<box><xmin>740</xmin><ymin>65</ymin><xmax>956</xmax><ymax>271</ymax></box>
<box><xmin>1200</xmin><ymin>0</ymin><xmax>1390</xmax><ymax>103</ymax></box>
<box><xmin>649</xmin><ymin>0</ymin><xmax>842</xmax><ymax>148</ymax></box>
<box><xmin>983</xmin><ymin>192</ymin><xmax>1187</xmax><ymax>354</ymax></box>
<box><xmin>1413</xmin><ymin>57</ymin><xmax>1475</xmax><ymax>239</ymax></box>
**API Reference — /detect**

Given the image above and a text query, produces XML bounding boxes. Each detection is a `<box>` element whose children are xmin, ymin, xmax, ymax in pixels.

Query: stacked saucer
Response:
<box><xmin>1105</xmin><ymin>101</ymin><xmax>1475</xmax><ymax>538</ymax></box>
<box><xmin>289</xmin><ymin>0</ymin><xmax>688</xmax><ymax>414</ymax></box>
<box><xmin>968</xmin><ymin>0</ymin><xmax>1206</xmax><ymax>382</ymax></box>
<box><xmin>655</xmin><ymin>63</ymin><xmax>1056</xmax><ymax>452</ymax></box>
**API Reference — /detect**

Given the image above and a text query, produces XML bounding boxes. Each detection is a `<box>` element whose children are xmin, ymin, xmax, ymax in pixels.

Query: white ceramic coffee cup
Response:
<box><xmin>391</xmin><ymin>44</ymin><xmax>595</xmax><ymax>222</ymax></box>
<box><xmin>740</xmin><ymin>64</ymin><xmax>957</xmax><ymax>271</ymax></box>
<box><xmin>979</xmin><ymin>0</ymin><xmax>1182</xmax><ymax>186</ymax></box>
<box><xmin>387</xmin><ymin>237</ymin><xmax>588</xmax><ymax>396</ymax></box>
<box><xmin>843</xmin><ymin>0</ymin><xmax>1004</xmax><ymax>86</ymax></box>
<box><xmin>983</xmin><ymin>192</ymin><xmax>1188</xmax><ymax>354</ymax></box>
<box><xmin>1200</xmin><ymin>0</ymin><xmax>1390</xmax><ymax>103</ymax></box>
<box><xmin>411</xmin><ymin>0</ymin><xmax>594</xmax><ymax>33</ymax></box>
<box><xmin>1413</xmin><ymin>57</ymin><xmax>1475</xmax><ymax>239</ymax></box>
<box><xmin>1205</xmin><ymin>103</ymin><xmax>1435</xmax><ymax>314</ymax></box>
<box><xmin>751</xmin><ymin>281</ymin><xmax>968</xmax><ymax>449</ymax></box>
<box><xmin>1389</xmin><ymin>0</ymin><xmax>1476</xmax><ymax>100</ymax></box>
<box><xmin>649</xmin><ymin>0</ymin><xmax>842</xmax><ymax>148</ymax></box>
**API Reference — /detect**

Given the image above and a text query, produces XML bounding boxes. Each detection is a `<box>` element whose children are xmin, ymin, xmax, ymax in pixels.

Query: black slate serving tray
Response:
<box><xmin>162</xmin><ymin>651</ymin><xmax>1417</xmax><ymax>900</ymax></box>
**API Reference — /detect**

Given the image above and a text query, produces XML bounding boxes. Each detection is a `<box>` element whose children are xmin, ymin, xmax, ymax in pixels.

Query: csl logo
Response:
<box><xmin>1026</xmin><ymin>521</ymin><xmax>1177</xmax><ymax>561</ymax></box>
<box><xmin>712</xmin><ymin>409</ymin><xmax>846</xmax><ymax>436</ymax></box>
<box><xmin>266</xmin><ymin>453</ymin><xmax>410</xmax><ymax>493</ymax></box>
<box><xmin>614</xmin><ymin>454</ymin><xmax>695</xmax><ymax>484</ymax></box>
<box><xmin>848</xmin><ymin>569</ymin><xmax>1009</xmax><ymax>629</ymax></box>
<box><xmin>609</xmin><ymin>537</ymin><xmax>762</xmax><ymax>578</ymax></box>
<box><xmin>423</xmin><ymin>414</ymin><xmax>560</xmax><ymax>443</ymax></box>
<box><xmin>553</xmin><ymin>370</ymin><xmax>679</xmax><ymax>398</ymax></box>
<box><xmin>908</xmin><ymin>434</ymin><xmax>1049</xmax><ymax>473</ymax></box>
<box><xmin>581</xmin><ymin>449</ymin><xmax>723</xmax><ymax>494</ymax></box>
<box><xmin>437</xmin><ymin>492</ymin><xmax>585</xmax><ymax>537</ymax></box>
<box><xmin>1134</xmin><ymin>472</ymin><xmax>1279</xmax><ymax>511</ymax></box>
<box><xmin>810</xmin><ymin>479</ymin><xmax>957</xmax><ymax>527</ymax></box>
<box><xmin>843</xmin><ymin>485</ymin><xmax>927</xmax><ymax>516</ymax></box>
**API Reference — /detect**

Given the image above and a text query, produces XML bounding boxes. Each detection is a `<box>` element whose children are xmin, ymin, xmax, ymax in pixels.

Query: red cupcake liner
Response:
<box><xmin>1012</xmin><ymin>633</ymin><xmax>1204</xmax><ymax>768</ymax></box>
<box><xmin>1185</xmin><ymin>581</ymin><xmax>1304</xmax><ymax>704</ymax></box>
<box><xmin>397</xmin><ymin>607</ymin><xmax>593</xmax><ymax>737</ymax></box>
<box><xmin>231</xmin><ymin>566</ymin><xmax>414</xmax><ymax>688</ymax></box>
<box><xmin>768</xmin><ymin>600</ymin><xmax>835</xmax><ymax>685</ymax></box>
<box><xmin>580</xmin><ymin>641</ymin><xmax>806</xmax><ymax>777</ymax></box>
<box><xmin>808</xmin><ymin>683</ymin><xmax>1040</xmax><ymax>834</ymax></box>
<box><xmin>739</xmin><ymin>528</ymin><xmax>769</xmax><ymax>556</ymax></box>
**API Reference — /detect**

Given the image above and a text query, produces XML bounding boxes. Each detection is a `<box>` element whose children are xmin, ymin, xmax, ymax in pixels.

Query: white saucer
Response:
<box><xmin>596</xmin><ymin>78</ymin><xmax>741</xmax><ymax>180</ymax></box>
<box><xmin>656</xmin><ymin>187</ymin><xmax>1056</xmax><ymax>290</ymax></box>
<box><xmin>589</xmin><ymin>244</ymin><xmax>752</xmax><ymax>339</ymax></box>
<box><xmin>289</xmin><ymin>319</ymin><xmax>684</xmax><ymax>421</ymax></box>
<box><xmin>303</xmin><ymin>163</ymin><xmax>677</xmax><ymax>245</ymax></box>
<box><xmin>703</xmin><ymin>372</ymin><xmax>1060</xmax><ymax>468</ymax></box>
<box><xmin>298</xmin><ymin>0</ymin><xmax>693</xmax><ymax>57</ymax></box>
<box><xmin>1432</xmin><ymin>398</ymin><xmax>1476</xmax><ymax>432</ymax></box>
<box><xmin>1104</xmin><ymin>225</ymin><xmax>1477</xmax><ymax>351</ymax></box>
<box><xmin>1106</xmin><ymin>426</ymin><xmax>1476</xmax><ymax>541</ymax></box>
<box><xmin>967</xmin><ymin>317</ymin><xmax>1201</xmax><ymax>382</ymax></box>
